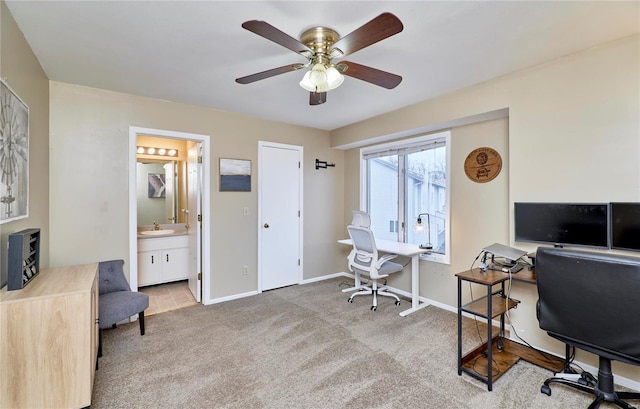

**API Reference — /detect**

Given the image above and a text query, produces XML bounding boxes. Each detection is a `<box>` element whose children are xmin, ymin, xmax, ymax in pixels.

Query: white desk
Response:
<box><xmin>338</xmin><ymin>238</ymin><xmax>430</xmax><ymax>317</ymax></box>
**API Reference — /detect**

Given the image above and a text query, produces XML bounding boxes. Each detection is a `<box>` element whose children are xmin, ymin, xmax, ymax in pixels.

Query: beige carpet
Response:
<box><xmin>92</xmin><ymin>278</ymin><xmax>634</xmax><ymax>408</ymax></box>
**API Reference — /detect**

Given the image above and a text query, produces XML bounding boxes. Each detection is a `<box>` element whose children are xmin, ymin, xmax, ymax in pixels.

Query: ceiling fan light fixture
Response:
<box><xmin>309</xmin><ymin>63</ymin><xmax>327</xmax><ymax>86</ymax></box>
<box><xmin>299</xmin><ymin>63</ymin><xmax>344</xmax><ymax>92</ymax></box>
<box><xmin>326</xmin><ymin>66</ymin><xmax>344</xmax><ymax>89</ymax></box>
<box><xmin>299</xmin><ymin>71</ymin><xmax>315</xmax><ymax>92</ymax></box>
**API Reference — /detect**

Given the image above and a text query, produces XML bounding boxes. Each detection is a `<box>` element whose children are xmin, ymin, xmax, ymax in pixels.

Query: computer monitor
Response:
<box><xmin>610</xmin><ymin>202</ymin><xmax>640</xmax><ymax>252</ymax></box>
<box><xmin>514</xmin><ymin>202</ymin><xmax>609</xmax><ymax>249</ymax></box>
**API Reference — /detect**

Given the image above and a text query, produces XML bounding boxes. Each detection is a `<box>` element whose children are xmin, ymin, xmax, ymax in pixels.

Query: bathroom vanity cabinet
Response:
<box><xmin>138</xmin><ymin>235</ymin><xmax>189</xmax><ymax>286</ymax></box>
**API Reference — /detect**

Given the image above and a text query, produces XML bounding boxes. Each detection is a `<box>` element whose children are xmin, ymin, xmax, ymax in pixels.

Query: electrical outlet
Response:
<box><xmin>242</xmin><ymin>265</ymin><xmax>249</xmax><ymax>275</ymax></box>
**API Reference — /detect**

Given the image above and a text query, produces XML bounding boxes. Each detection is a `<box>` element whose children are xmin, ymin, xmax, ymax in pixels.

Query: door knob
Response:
<box><xmin>264</xmin><ymin>223</ymin><xmax>270</xmax><ymax>228</ymax></box>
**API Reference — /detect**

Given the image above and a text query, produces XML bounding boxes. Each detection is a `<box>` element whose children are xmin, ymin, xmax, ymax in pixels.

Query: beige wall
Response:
<box><xmin>3</xmin><ymin>0</ymin><xmax>638</xmax><ymax>386</ymax></box>
<box><xmin>0</xmin><ymin>2</ymin><xmax>50</xmax><ymax>285</ymax></box>
<box><xmin>49</xmin><ymin>82</ymin><xmax>345</xmax><ymax>300</ymax></box>
<box><xmin>336</xmin><ymin>35</ymin><xmax>639</xmax><ymax>383</ymax></box>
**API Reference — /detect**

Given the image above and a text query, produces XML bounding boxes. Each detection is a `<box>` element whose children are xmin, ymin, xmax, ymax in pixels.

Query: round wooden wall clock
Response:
<box><xmin>464</xmin><ymin>147</ymin><xmax>502</xmax><ymax>183</ymax></box>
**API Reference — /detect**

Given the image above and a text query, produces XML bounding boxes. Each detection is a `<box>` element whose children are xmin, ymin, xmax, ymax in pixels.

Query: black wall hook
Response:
<box><xmin>315</xmin><ymin>159</ymin><xmax>335</xmax><ymax>170</ymax></box>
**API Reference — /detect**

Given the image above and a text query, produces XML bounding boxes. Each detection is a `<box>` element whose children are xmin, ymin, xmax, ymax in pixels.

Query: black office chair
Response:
<box><xmin>536</xmin><ymin>247</ymin><xmax>640</xmax><ymax>409</ymax></box>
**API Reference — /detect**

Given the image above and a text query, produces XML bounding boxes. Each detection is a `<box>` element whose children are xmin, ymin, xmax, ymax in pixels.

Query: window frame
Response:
<box><xmin>359</xmin><ymin>131</ymin><xmax>451</xmax><ymax>264</ymax></box>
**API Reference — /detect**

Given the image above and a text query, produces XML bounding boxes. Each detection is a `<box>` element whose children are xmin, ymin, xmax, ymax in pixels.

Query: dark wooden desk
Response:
<box><xmin>510</xmin><ymin>266</ymin><xmax>536</xmax><ymax>284</ymax></box>
<box><xmin>456</xmin><ymin>268</ymin><xmax>563</xmax><ymax>391</ymax></box>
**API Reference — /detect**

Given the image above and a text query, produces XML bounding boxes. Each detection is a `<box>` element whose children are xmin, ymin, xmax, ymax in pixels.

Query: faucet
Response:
<box><xmin>153</xmin><ymin>221</ymin><xmax>160</xmax><ymax>231</ymax></box>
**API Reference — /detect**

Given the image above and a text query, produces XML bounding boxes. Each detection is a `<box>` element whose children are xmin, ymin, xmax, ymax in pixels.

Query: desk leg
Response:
<box><xmin>399</xmin><ymin>254</ymin><xmax>429</xmax><ymax>317</ymax></box>
<box><xmin>457</xmin><ymin>277</ymin><xmax>462</xmax><ymax>375</ymax></box>
<box><xmin>486</xmin><ymin>284</ymin><xmax>493</xmax><ymax>391</ymax></box>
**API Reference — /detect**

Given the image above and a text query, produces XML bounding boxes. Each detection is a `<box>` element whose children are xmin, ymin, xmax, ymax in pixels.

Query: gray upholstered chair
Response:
<box><xmin>347</xmin><ymin>211</ymin><xmax>403</xmax><ymax>311</ymax></box>
<box><xmin>98</xmin><ymin>259</ymin><xmax>149</xmax><ymax>356</ymax></box>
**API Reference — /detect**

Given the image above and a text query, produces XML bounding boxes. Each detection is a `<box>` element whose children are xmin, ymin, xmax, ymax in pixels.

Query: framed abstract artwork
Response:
<box><xmin>148</xmin><ymin>173</ymin><xmax>166</xmax><ymax>198</ymax></box>
<box><xmin>0</xmin><ymin>79</ymin><xmax>29</xmax><ymax>224</ymax></box>
<box><xmin>219</xmin><ymin>158</ymin><xmax>251</xmax><ymax>192</ymax></box>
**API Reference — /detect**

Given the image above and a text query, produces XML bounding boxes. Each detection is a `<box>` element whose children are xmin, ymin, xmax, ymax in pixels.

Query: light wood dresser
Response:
<box><xmin>1</xmin><ymin>263</ymin><xmax>99</xmax><ymax>408</ymax></box>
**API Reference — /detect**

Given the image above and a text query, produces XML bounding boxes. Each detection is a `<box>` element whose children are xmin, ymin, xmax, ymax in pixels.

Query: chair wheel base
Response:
<box><xmin>395</xmin><ymin>300</ymin><xmax>401</xmax><ymax>306</ymax></box>
<box><xmin>371</xmin><ymin>306</ymin><xmax>377</xmax><ymax>311</ymax></box>
<box><xmin>541</xmin><ymin>385</ymin><xmax>552</xmax><ymax>396</ymax></box>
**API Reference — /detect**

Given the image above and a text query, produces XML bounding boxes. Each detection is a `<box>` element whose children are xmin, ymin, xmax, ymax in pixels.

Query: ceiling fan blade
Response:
<box><xmin>309</xmin><ymin>92</ymin><xmax>327</xmax><ymax>105</ymax></box>
<box><xmin>339</xmin><ymin>61</ymin><xmax>402</xmax><ymax>89</ymax></box>
<box><xmin>331</xmin><ymin>13</ymin><xmax>403</xmax><ymax>57</ymax></box>
<box><xmin>236</xmin><ymin>64</ymin><xmax>305</xmax><ymax>84</ymax></box>
<box><xmin>242</xmin><ymin>20</ymin><xmax>314</xmax><ymax>56</ymax></box>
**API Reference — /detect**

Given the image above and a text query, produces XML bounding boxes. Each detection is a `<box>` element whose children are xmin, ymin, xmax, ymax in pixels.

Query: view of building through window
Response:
<box><xmin>363</xmin><ymin>132</ymin><xmax>449</xmax><ymax>261</ymax></box>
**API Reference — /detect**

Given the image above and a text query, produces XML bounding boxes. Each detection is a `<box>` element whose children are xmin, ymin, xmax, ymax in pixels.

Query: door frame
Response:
<box><xmin>128</xmin><ymin>126</ymin><xmax>211</xmax><ymax>303</ymax></box>
<box><xmin>257</xmin><ymin>141</ymin><xmax>304</xmax><ymax>292</ymax></box>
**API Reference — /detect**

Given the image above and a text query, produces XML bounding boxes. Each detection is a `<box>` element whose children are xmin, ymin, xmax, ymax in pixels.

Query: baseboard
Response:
<box><xmin>509</xmin><ymin>340</ymin><xmax>640</xmax><ymax>392</ymax></box>
<box><xmin>206</xmin><ymin>290</ymin><xmax>260</xmax><ymax>305</ymax></box>
<box><xmin>300</xmin><ymin>272</ymin><xmax>350</xmax><ymax>284</ymax></box>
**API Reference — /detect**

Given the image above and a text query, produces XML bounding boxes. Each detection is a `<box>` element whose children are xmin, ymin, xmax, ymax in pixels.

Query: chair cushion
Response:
<box><xmin>352</xmin><ymin>261</ymin><xmax>403</xmax><ymax>278</ymax></box>
<box><xmin>379</xmin><ymin>260</ymin><xmax>403</xmax><ymax>276</ymax></box>
<box><xmin>99</xmin><ymin>291</ymin><xmax>149</xmax><ymax>329</ymax></box>
<box><xmin>99</xmin><ymin>259</ymin><xmax>131</xmax><ymax>295</ymax></box>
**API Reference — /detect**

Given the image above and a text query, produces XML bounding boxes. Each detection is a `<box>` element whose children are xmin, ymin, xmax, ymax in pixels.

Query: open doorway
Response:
<box><xmin>128</xmin><ymin>126</ymin><xmax>211</xmax><ymax>307</ymax></box>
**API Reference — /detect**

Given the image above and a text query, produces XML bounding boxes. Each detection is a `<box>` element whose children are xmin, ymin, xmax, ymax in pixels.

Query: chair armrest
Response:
<box><xmin>376</xmin><ymin>254</ymin><xmax>398</xmax><ymax>269</ymax></box>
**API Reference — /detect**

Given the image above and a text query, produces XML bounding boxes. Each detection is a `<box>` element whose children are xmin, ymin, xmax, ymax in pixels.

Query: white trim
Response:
<box><xmin>300</xmin><ymin>272</ymin><xmax>350</xmax><ymax>284</ymax></box>
<box><xmin>208</xmin><ymin>290</ymin><xmax>260</xmax><ymax>305</ymax></box>
<box><xmin>128</xmin><ymin>126</ymin><xmax>212</xmax><ymax>304</ymax></box>
<box><xmin>502</xmin><ymin>334</ymin><xmax>640</xmax><ymax>392</ymax></box>
<box><xmin>333</xmin><ymin>108</ymin><xmax>508</xmax><ymax>150</ymax></box>
<box><xmin>257</xmin><ymin>141</ymin><xmax>304</xmax><ymax>293</ymax></box>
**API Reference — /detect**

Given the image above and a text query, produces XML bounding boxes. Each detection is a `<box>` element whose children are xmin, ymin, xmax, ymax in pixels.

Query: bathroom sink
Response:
<box><xmin>140</xmin><ymin>229</ymin><xmax>175</xmax><ymax>236</ymax></box>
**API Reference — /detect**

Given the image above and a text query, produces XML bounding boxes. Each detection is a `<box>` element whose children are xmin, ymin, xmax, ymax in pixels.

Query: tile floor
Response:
<box><xmin>139</xmin><ymin>280</ymin><xmax>197</xmax><ymax>316</ymax></box>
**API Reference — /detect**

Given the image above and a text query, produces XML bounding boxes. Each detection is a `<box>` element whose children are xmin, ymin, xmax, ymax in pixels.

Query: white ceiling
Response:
<box><xmin>6</xmin><ymin>1</ymin><xmax>639</xmax><ymax>131</ymax></box>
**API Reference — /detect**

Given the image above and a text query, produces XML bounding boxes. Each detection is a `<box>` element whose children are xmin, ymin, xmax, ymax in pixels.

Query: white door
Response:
<box><xmin>187</xmin><ymin>142</ymin><xmax>202</xmax><ymax>302</ymax></box>
<box><xmin>259</xmin><ymin>142</ymin><xmax>302</xmax><ymax>291</ymax></box>
<box><xmin>164</xmin><ymin>162</ymin><xmax>175</xmax><ymax>222</ymax></box>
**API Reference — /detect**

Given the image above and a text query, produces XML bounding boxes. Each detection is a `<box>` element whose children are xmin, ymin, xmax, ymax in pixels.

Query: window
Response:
<box><xmin>360</xmin><ymin>131</ymin><xmax>450</xmax><ymax>264</ymax></box>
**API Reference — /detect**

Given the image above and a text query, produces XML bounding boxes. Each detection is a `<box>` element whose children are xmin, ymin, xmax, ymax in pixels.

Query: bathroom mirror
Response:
<box><xmin>137</xmin><ymin>160</ymin><xmax>185</xmax><ymax>225</ymax></box>
<box><xmin>136</xmin><ymin>136</ymin><xmax>188</xmax><ymax>227</ymax></box>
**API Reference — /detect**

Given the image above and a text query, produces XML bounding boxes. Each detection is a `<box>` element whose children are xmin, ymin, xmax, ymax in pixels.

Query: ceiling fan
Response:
<box><xmin>235</xmin><ymin>13</ymin><xmax>403</xmax><ymax>105</ymax></box>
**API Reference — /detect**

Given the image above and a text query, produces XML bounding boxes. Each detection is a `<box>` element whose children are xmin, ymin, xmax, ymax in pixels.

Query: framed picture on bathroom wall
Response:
<box><xmin>148</xmin><ymin>173</ymin><xmax>166</xmax><ymax>198</ymax></box>
<box><xmin>0</xmin><ymin>79</ymin><xmax>29</xmax><ymax>224</ymax></box>
<box><xmin>219</xmin><ymin>158</ymin><xmax>251</xmax><ymax>192</ymax></box>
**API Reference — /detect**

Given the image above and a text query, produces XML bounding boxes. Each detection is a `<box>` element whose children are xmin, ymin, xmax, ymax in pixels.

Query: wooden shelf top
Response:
<box><xmin>456</xmin><ymin>267</ymin><xmax>537</xmax><ymax>285</ymax></box>
<box><xmin>1</xmin><ymin>263</ymin><xmax>98</xmax><ymax>303</ymax></box>
<box><xmin>456</xmin><ymin>268</ymin><xmax>510</xmax><ymax>285</ymax></box>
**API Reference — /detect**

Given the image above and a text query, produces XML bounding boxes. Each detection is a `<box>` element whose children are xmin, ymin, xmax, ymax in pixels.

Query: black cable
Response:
<box><xmin>472</xmin><ymin>251</ymin><xmax>596</xmax><ymax>384</ymax></box>
<box><xmin>471</xmin><ymin>354</ymin><xmax>501</xmax><ymax>379</ymax></box>
<box><xmin>467</xmin><ymin>250</ymin><xmax>487</xmax><ymax>345</ymax></box>
<box><xmin>470</xmin><ymin>250</ymin><xmax>485</xmax><ymax>271</ymax></box>
<box><xmin>504</xmin><ymin>275</ymin><xmax>573</xmax><ymax>368</ymax></box>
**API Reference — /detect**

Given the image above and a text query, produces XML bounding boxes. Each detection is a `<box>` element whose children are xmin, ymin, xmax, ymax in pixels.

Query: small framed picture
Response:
<box><xmin>148</xmin><ymin>173</ymin><xmax>166</xmax><ymax>198</ymax></box>
<box><xmin>219</xmin><ymin>158</ymin><xmax>251</xmax><ymax>192</ymax></box>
